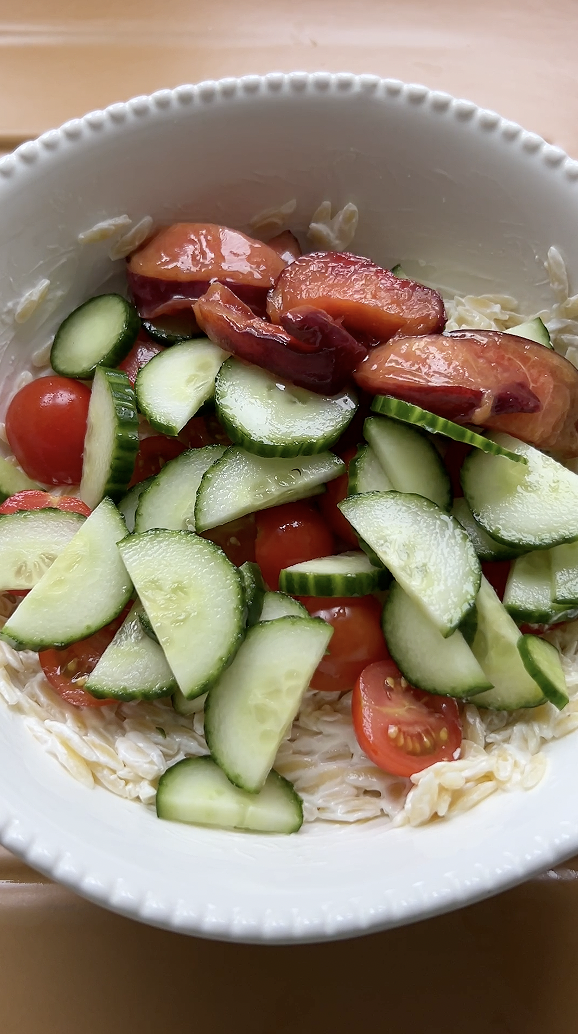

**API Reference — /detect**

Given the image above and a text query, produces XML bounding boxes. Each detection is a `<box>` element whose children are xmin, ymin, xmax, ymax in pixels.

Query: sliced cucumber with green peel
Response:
<box><xmin>370</xmin><ymin>396</ymin><xmax>527</xmax><ymax>465</ymax></box>
<box><xmin>79</xmin><ymin>367</ymin><xmax>139</xmax><ymax>509</ymax></box>
<box><xmin>85</xmin><ymin>602</ymin><xmax>176</xmax><ymax>701</ymax></box>
<box><xmin>348</xmin><ymin>444</ymin><xmax>393</xmax><ymax>495</ymax></box>
<box><xmin>0</xmin><ymin>457</ymin><xmax>40</xmax><ymax>502</ymax></box>
<box><xmin>508</xmin><ymin>317</ymin><xmax>551</xmax><ymax>348</ymax></box>
<box><xmin>363</xmin><ymin>415</ymin><xmax>451</xmax><ymax>510</ymax></box>
<box><xmin>172</xmin><ymin>688</ymin><xmax>207</xmax><ymax>716</ymax></box>
<box><xmin>195</xmin><ymin>447</ymin><xmax>344</xmax><ymax>532</ymax></box>
<box><xmin>259</xmin><ymin>592</ymin><xmax>308</xmax><ymax>622</ymax></box>
<box><xmin>134</xmin><ymin>445</ymin><xmax>225</xmax><ymax>534</ymax></box>
<box><xmin>382</xmin><ymin>581</ymin><xmax>492</xmax><ymax>698</ymax></box>
<box><xmin>279</xmin><ymin>550</ymin><xmax>385</xmax><ymax>597</ymax></box>
<box><xmin>215</xmin><ymin>358</ymin><xmax>357</xmax><ymax>457</ymax></box>
<box><xmin>142</xmin><ymin>312</ymin><xmax>199</xmax><ymax>345</ymax></box>
<box><xmin>1</xmin><ymin>498</ymin><xmax>132</xmax><ymax>650</ymax></box>
<box><xmin>118</xmin><ymin>530</ymin><xmax>245</xmax><ymax>699</ymax></box>
<box><xmin>468</xmin><ymin>578</ymin><xmax>546</xmax><ymax>710</ymax></box>
<box><xmin>117</xmin><ymin>477</ymin><xmax>154</xmax><ymax>533</ymax></box>
<box><xmin>138</xmin><ymin>605</ymin><xmax>158</xmax><ymax>643</ymax></box>
<box><xmin>518</xmin><ymin>634</ymin><xmax>568</xmax><ymax>709</ymax></box>
<box><xmin>339</xmin><ymin>492</ymin><xmax>480</xmax><ymax>636</ymax></box>
<box><xmin>461</xmin><ymin>432</ymin><xmax>578</xmax><ymax>549</ymax></box>
<box><xmin>550</xmin><ymin>539</ymin><xmax>578</xmax><ymax>605</ymax></box>
<box><xmin>452</xmin><ymin>497</ymin><xmax>523</xmax><ymax>562</ymax></box>
<box><xmin>0</xmin><ymin>509</ymin><xmax>85</xmax><ymax>591</ymax></box>
<box><xmin>205</xmin><ymin>615</ymin><xmax>332</xmax><ymax>793</ymax></box>
<box><xmin>504</xmin><ymin>552</ymin><xmax>556</xmax><ymax>625</ymax></box>
<box><xmin>390</xmin><ymin>263</ymin><xmax>411</xmax><ymax>279</ymax></box>
<box><xmin>156</xmin><ymin>756</ymin><xmax>303</xmax><ymax>834</ymax></box>
<box><xmin>50</xmin><ymin>294</ymin><xmax>140</xmax><ymax>379</ymax></box>
<box><xmin>135</xmin><ymin>338</ymin><xmax>228</xmax><ymax>436</ymax></box>
<box><xmin>239</xmin><ymin>561</ymin><xmax>266</xmax><ymax>625</ymax></box>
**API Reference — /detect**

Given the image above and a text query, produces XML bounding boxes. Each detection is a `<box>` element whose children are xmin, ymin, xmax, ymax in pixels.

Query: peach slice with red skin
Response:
<box><xmin>194</xmin><ymin>284</ymin><xmax>366</xmax><ymax>395</ymax></box>
<box><xmin>266</xmin><ymin>230</ymin><xmax>302</xmax><ymax>264</ymax></box>
<box><xmin>267</xmin><ymin>252</ymin><xmax>446</xmax><ymax>340</ymax></box>
<box><xmin>354</xmin><ymin>329</ymin><xmax>578</xmax><ymax>457</ymax></box>
<box><xmin>128</xmin><ymin>222</ymin><xmax>286</xmax><ymax>319</ymax></box>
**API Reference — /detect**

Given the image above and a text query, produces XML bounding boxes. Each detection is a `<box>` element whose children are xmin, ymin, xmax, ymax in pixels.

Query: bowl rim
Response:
<box><xmin>2</xmin><ymin>72</ymin><xmax>578</xmax><ymax>944</ymax></box>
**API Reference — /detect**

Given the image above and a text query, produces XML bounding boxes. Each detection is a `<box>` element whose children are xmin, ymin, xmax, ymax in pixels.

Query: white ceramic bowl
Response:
<box><xmin>2</xmin><ymin>74</ymin><xmax>578</xmax><ymax>944</ymax></box>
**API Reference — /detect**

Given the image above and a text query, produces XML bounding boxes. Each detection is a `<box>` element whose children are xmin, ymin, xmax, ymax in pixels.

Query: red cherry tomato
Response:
<box><xmin>299</xmin><ymin>595</ymin><xmax>390</xmax><ymax>692</ymax></box>
<box><xmin>5</xmin><ymin>376</ymin><xmax>90</xmax><ymax>485</ymax></box>
<box><xmin>255</xmin><ymin>502</ymin><xmax>336</xmax><ymax>590</ymax></box>
<box><xmin>0</xmin><ymin>490</ymin><xmax>91</xmax><ymax>517</ymax></box>
<box><xmin>440</xmin><ymin>440</ymin><xmax>471</xmax><ymax>498</ymax></box>
<box><xmin>129</xmin><ymin>435</ymin><xmax>186</xmax><ymax>486</ymax></box>
<box><xmin>352</xmin><ymin>659</ymin><xmax>463</xmax><ymax>777</ymax></box>
<box><xmin>178</xmin><ymin>414</ymin><xmax>231</xmax><ymax>449</ymax></box>
<box><xmin>481</xmin><ymin>560</ymin><xmax>511</xmax><ymax>601</ymax></box>
<box><xmin>318</xmin><ymin>447</ymin><xmax>359</xmax><ymax>548</ymax></box>
<box><xmin>202</xmin><ymin>514</ymin><xmax>256</xmax><ymax>566</ymax></box>
<box><xmin>39</xmin><ymin>607</ymin><xmax>131</xmax><ymax>708</ymax></box>
<box><xmin>118</xmin><ymin>335</ymin><xmax>164</xmax><ymax>386</ymax></box>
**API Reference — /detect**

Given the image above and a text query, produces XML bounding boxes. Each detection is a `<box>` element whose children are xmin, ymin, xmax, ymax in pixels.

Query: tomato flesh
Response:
<box><xmin>0</xmin><ymin>491</ymin><xmax>90</xmax><ymax>516</ymax></box>
<box><xmin>255</xmin><ymin>502</ymin><xmax>335</xmax><ymax>590</ymax></box>
<box><xmin>352</xmin><ymin>660</ymin><xmax>462</xmax><ymax>777</ymax></box>
<box><xmin>129</xmin><ymin>435</ymin><xmax>186</xmax><ymax>486</ymax></box>
<box><xmin>39</xmin><ymin>608</ymin><xmax>130</xmax><ymax>708</ymax></box>
<box><xmin>118</xmin><ymin>334</ymin><xmax>164</xmax><ymax>386</ymax></box>
<box><xmin>300</xmin><ymin>596</ymin><xmax>390</xmax><ymax>693</ymax></box>
<box><xmin>317</xmin><ymin>447</ymin><xmax>359</xmax><ymax>548</ymax></box>
<box><xmin>5</xmin><ymin>376</ymin><xmax>90</xmax><ymax>485</ymax></box>
<box><xmin>202</xmin><ymin>514</ymin><xmax>256</xmax><ymax>567</ymax></box>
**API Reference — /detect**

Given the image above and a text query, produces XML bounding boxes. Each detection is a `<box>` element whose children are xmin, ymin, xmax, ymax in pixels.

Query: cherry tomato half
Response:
<box><xmin>481</xmin><ymin>560</ymin><xmax>511</xmax><ymax>601</ymax></box>
<box><xmin>6</xmin><ymin>376</ymin><xmax>90</xmax><ymax>485</ymax></box>
<box><xmin>299</xmin><ymin>595</ymin><xmax>390</xmax><ymax>692</ymax></box>
<box><xmin>0</xmin><ymin>490</ymin><xmax>91</xmax><ymax>517</ymax></box>
<box><xmin>255</xmin><ymin>501</ymin><xmax>336</xmax><ymax>590</ymax></box>
<box><xmin>39</xmin><ymin>607</ymin><xmax>131</xmax><ymax>708</ymax></box>
<box><xmin>318</xmin><ymin>447</ymin><xmax>359</xmax><ymax>548</ymax></box>
<box><xmin>352</xmin><ymin>659</ymin><xmax>462</xmax><ymax>778</ymax></box>
<box><xmin>202</xmin><ymin>514</ymin><xmax>256</xmax><ymax>566</ymax></box>
<box><xmin>118</xmin><ymin>335</ymin><xmax>165</xmax><ymax>386</ymax></box>
<box><xmin>129</xmin><ymin>435</ymin><xmax>186</xmax><ymax>486</ymax></box>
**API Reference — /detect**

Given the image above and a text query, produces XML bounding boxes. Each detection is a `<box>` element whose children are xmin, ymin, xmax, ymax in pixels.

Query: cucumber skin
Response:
<box><xmin>517</xmin><ymin>635</ymin><xmax>569</xmax><ymax>710</ymax></box>
<box><xmin>51</xmin><ymin>295</ymin><xmax>141</xmax><ymax>379</ymax></box>
<box><xmin>240</xmin><ymin>561</ymin><xmax>267</xmax><ymax>626</ymax></box>
<box><xmin>80</xmin><ymin>368</ymin><xmax>140</xmax><ymax>508</ymax></box>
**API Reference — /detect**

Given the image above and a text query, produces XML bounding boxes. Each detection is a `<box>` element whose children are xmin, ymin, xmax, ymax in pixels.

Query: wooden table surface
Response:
<box><xmin>2</xmin><ymin>3</ymin><xmax>578</xmax><ymax>1032</ymax></box>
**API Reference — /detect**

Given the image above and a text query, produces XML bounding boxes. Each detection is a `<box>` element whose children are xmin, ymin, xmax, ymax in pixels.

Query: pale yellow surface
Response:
<box><xmin>2</xmin><ymin>3</ymin><xmax>578</xmax><ymax>1031</ymax></box>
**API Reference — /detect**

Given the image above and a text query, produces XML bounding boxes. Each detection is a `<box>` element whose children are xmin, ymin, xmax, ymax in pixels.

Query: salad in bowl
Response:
<box><xmin>2</xmin><ymin>203</ymin><xmax>578</xmax><ymax>838</ymax></box>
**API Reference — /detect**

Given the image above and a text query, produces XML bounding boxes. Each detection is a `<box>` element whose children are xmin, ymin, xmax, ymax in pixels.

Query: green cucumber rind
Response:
<box><xmin>239</xmin><ymin>561</ymin><xmax>267</xmax><ymax>626</ymax></box>
<box><xmin>117</xmin><ymin>477</ymin><xmax>155</xmax><ymax>534</ymax></box>
<box><xmin>278</xmin><ymin>552</ymin><xmax>382</xmax><ymax>597</ymax></box>
<box><xmin>370</xmin><ymin>395</ymin><xmax>527</xmax><ymax>465</ymax></box>
<box><xmin>517</xmin><ymin>635</ymin><xmax>569</xmax><ymax>710</ymax></box>
<box><xmin>51</xmin><ymin>294</ymin><xmax>140</xmax><ymax>379</ymax></box>
<box><xmin>347</xmin><ymin>444</ymin><xmax>393</xmax><ymax>495</ymax></box>
<box><xmin>508</xmin><ymin>317</ymin><xmax>552</xmax><ymax>348</ymax></box>
<box><xmin>79</xmin><ymin>367</ymin><xmax>139</xmax><ymax>509</ymax></box>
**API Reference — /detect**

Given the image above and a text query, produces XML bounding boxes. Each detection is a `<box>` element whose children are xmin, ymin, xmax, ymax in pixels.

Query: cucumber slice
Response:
<box><xmin>172</xmin><ymin>688</ymin><xmax>207</xmax><ymax>716</ymax></box>
<box><xmin>259</xmin><ymin>592</ymin><xmax>308</xmax><ymax>621</ymax></box>
<box><xmin>279</xmin><ymin>550</ymin><xmax>385</xmax><ymax>597</ymax></box>
<box><xmin>518</xmin><ymin>634</ymin><xmax>568</xmax><ymax>710</ymax></box>
<box><xmin>339</xmin><ymin>492</ymin><xmax>480</xmax><ymax>636</ymax></box>
<box><xmin>383</xmin><ymin>581</ymin><xmax>492</xmax><ymax>698</ymax></box>
<box><xmin>461</xmin><ymin>432</ymin><xmax>578</xmax><ymax>549</ymax></box>
<box><xmin>468</xmin><ymin>578</ymin><xmax>546</xmax><ymax>710</ymax></box>
<box><xmin>135</xmin><ymin>339</ymin><xmax>228</xmax><ymax>436</ymax></box>
<box><xmin>79</xmin><ymin>367</ymin><xmax>139</xmax><ymax>509</ymax></box>
<box><xmin>0</xmin><ymin>457</ymin><xmax>40</xmax><ymax>502</ymax></box>
<box><xmin>363</xmin><ymin>415</ymin><xmax>451</xmax><ymax>510</ymax></box>
<box><xmin>205</xmin><ymin>615</ymin><xmax>332</xmax><ymax>792</ymax></box>
<box><xmin>0</xmin><ymin>509</ymin><xmax>85</xmax><ymax>591</ymax></box>
<box><xmin>504</xmin><ymin>552</ymin><xmax>556</xmax><ymax>625</ymax></box>
<box><xmin>508</xmin><ymin>317</ymin><xmax>552</xmax><ymax>348</ymax></box>
<box><xmin>215</xmin><ymin>357</ymin><xmax>357</xmax><ymax>458</ymax></box>
<box><xmin>239</xmin><ymin>561</ymin><xmax>266</xmax><ymax>625</ymax></box>
<box><xmin>156</xmin><ymin>756</ymin><xmax>303</xmax><ymax>834</ymax></box>
<box><xmin>451</xmin><ymin>497</ymin><xmax>523</xmax><ymax>562</ymax></box>
<box><xmin>118</xmin><ymin>530</ymin><xmax>245</xmax><ymax>699</ymax></box>
<box><xmin>370</xmin><ymin>396</ymin><xmax>526</xmax><ymax>465</ymax></box>
<box><xmin>390</xmin><ymin>264</ymin><xmax>411</xmax><ymax>279</ymax></box>
<box><xmin>1</xmin><ymin>498</ymin><xmax>132</xmax><ymax>650</ymax></box>
<box><xmin>142</xmin><ymin>312</ymin><xmax>198</xmax><ymax>345</ymax></box>
<box><xmin>348</xmin><ymin>444</ymin><xmax>393</xmax><ymax>495</ymax></box>
<box><xmin>85</xmin><ymin>602</ymin><xmax>176</xmax><ymax>701</ymax></box>
<box><xmin>134</xmin><ymin>445</ymin><xmax>225</xmax><ymax>534</ymax></box>
<box><xmin>195</xmin><ymin>447</ymin><xmax>344</xmax><ymax>532</ymax></box>
<box><xmin>550</xmin><ymin>540</ymin><xmax>578</xmax><ymax>605</ymax></box>
<box><xmin>138</xmin><ymin>605</ymin><xmax>158</xmax><ymax>642</ymax></box>
<box><xmin>117</xmin><ymin>477</ymin><xmax>154</xmax><ymax>534</ymax></box>
<box><xmin>50</xmin><ymin>294</ymin><xmax>140</xmax><ymax>379</ymax></box>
